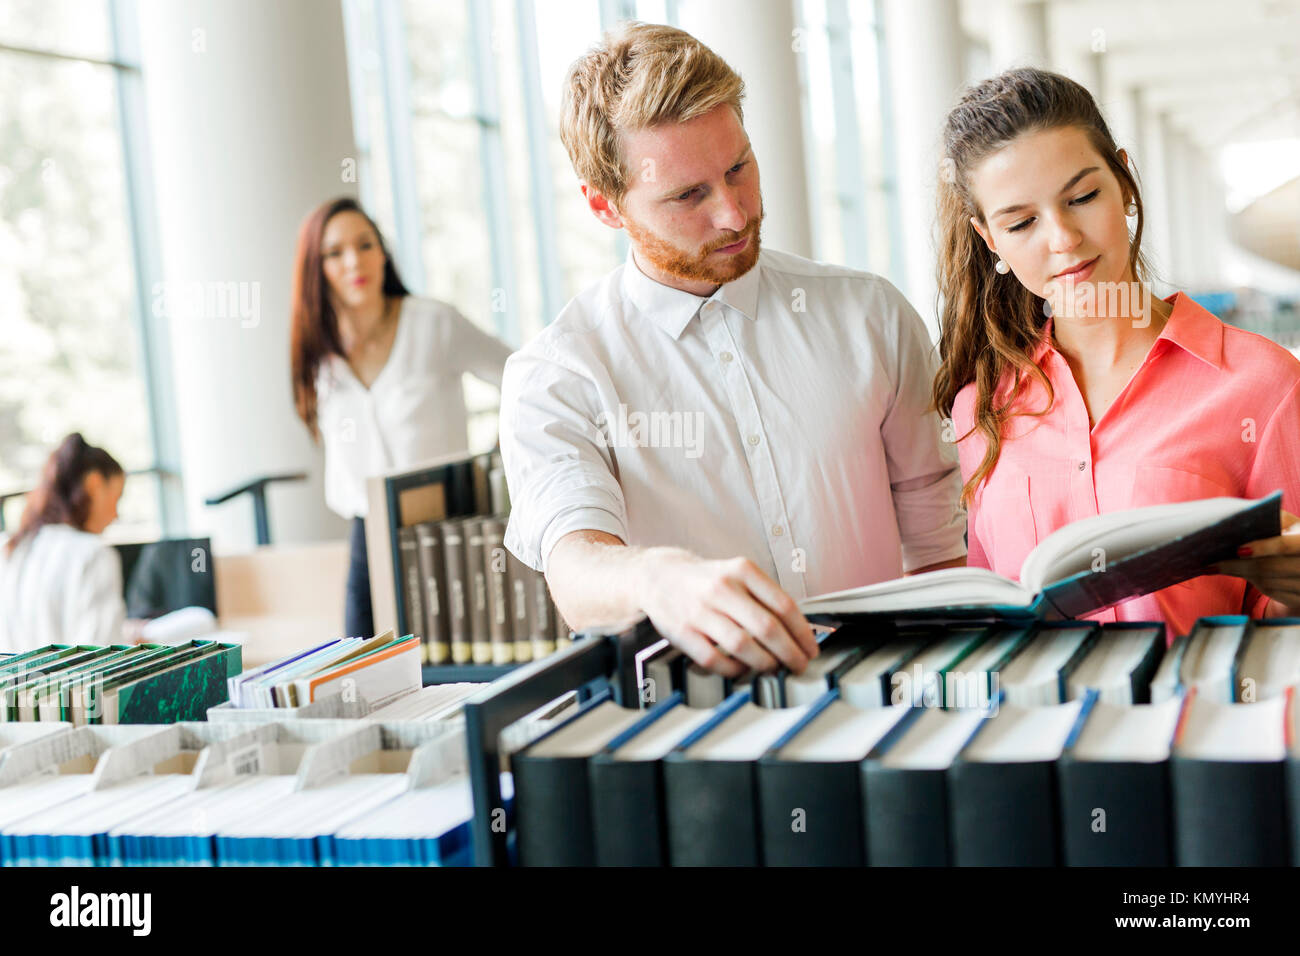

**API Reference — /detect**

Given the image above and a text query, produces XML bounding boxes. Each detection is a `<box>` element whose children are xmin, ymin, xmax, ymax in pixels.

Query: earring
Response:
<box><xmin>994</xmin><ymin>258</ymin><xmax>1010</xmax><ymax>275</ymax></box>
<box><xmin>1125</xmin><ymin>201</ymin><xmax>1138</xmax><ymax>217</ymax></box>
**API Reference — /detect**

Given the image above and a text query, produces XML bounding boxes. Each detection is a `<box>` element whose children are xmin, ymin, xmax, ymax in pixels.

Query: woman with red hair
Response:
<box><xmin>290</xmin><ymin>198</ymin><xmax>512</xmax><ymax>639</ymax></box>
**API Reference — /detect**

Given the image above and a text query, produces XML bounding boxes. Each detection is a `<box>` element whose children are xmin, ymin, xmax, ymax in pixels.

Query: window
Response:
<box><xmin>344</xmin><ymin>0</ymin><xmax>903</xmax><ymax>448</ymax></box>
<box><xmin>0</xmin><ymin>0</ymin><xmax>172</xmax><ymax>542</ymax></box>
<box><xmin>797</xmin><ymin>0</ymin><xmax>899</xmax><ymax>278</ymax></box>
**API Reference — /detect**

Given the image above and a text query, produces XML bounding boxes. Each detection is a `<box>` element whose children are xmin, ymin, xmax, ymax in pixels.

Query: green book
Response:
<box><xmin>84</xmin><ymin>640</ymin><xmax>242</xmax><ymax>725</ymax></box>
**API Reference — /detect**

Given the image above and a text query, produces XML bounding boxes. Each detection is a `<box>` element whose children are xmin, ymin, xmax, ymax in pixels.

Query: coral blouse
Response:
<box><xmin>952</xmin><ymin>293</ymin><xmax>1300</xmax><ymax>640</ymax></box>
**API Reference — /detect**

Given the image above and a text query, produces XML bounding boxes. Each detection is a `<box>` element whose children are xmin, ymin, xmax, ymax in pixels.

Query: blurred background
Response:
<box><xmin>1</xmin><ymin>0</ymin><xmax>1297</xmax><ymax>555</ymax></box>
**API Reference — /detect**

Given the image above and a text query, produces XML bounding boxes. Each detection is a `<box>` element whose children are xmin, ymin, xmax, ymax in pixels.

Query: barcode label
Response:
<box><xmin>227</xmin><ymin>744</ymin><xmax>262</xmax><ymax>775</ymax></box>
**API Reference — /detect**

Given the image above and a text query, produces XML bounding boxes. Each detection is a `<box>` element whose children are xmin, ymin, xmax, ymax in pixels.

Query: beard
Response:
<box><xmin>622</xmin><ymin>208</ymin><xmax>764</xmax><ymax>287</ymax></box>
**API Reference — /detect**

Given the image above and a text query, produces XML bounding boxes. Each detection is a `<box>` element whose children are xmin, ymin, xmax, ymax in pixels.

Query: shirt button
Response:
<box><xmin>747</xmin><ymin>434</ymin><xmax>760</xmax><ymax>446</ymax></box>
<box><xmin>1077</xmin><ymin>460</ymin><xmax>1087</xmax><ymax>471</ymax></box>
<box><xmin>772</xmin><ymin>525</ymin><xmax>784</xmax><ymax>536</ymax></box>
<box><xmin>719</xmin><ymin>351</ymin><xmax>733</xmax><ymax>363</ymax></box>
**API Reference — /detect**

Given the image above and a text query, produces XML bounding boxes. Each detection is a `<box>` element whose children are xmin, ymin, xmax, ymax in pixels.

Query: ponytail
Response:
<box><xmin>6</xmin><ymin>433</ymin><xmax>123</xmax><ymax>555</ymax></box>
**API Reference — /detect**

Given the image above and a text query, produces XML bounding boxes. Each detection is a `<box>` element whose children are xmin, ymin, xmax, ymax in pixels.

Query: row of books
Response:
<box><xmin>0</xmin><ymin>720</ymin><xmax>494</xmax><ymax>866</ymax></box>
<box><xmin>646</xmin><ymin>617</ymin><xmax>1300</xmax><ymax>711</ymax></box>
<box><xmin>397</xmin><ymin>515</ymin><xmax>573</xmax><ymax>666</ymax></box>
<box><xmin>0</xmin><ymin>640</ymin><xmax>242</xmax><ymax>724</ymax></box>
<box><xmin>510</xmin><ymin>680</ymin><xmax>1300</xmax><ymax>867</ymax></box>
<box><xmin>224</xmin><ymin>631</ymin><xmax>422</xmax><ymax>711</ymax></box>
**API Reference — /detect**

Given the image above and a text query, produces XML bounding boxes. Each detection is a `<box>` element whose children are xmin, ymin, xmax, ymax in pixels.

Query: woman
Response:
<box><xmin>0</xmin><ymin>433</ymin><xmax>127</xmax><ymax>651</ymax></box>
<box><xmin>933</xmin><ymin>67</ymin><xmax>1300</xmax><ymax>639</ymax></box>
<box><xmin>290</xmin><ymin>197</ymin><xmax>513</xmax><ymax>639</ymax></box>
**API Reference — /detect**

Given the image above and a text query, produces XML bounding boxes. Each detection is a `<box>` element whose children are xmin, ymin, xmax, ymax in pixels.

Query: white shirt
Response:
<box><xmin>0</xmin><ymin>525</ymin><xmax>126</xmax><ymax>652</ymax></box>
<box><xmin>500</xmin><ymin>247</ymin><xmax>966</xmax><ymax>599</ymax></box>
<box><xmin>317</xmin><ymin>295</ymin><xmax>514</xmax><ymax>519</ymax></box>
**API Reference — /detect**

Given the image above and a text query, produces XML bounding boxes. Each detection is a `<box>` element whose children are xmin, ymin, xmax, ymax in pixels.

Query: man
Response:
<box><xmin>500</xmin><ymin>23</ymin><xmax>965</xmax><ymax>676</ymax></box>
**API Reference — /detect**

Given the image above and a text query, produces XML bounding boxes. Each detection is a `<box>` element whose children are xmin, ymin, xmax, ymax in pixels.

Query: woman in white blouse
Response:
<box><xmin>290</xmin><ymin>198</ymin><xmax>513</xmax><ymax>639</ymax></box>
<box><xmin>0</xmin><ymin>433</ymin><xmax>128</xmax><ymax>651</ymax></box>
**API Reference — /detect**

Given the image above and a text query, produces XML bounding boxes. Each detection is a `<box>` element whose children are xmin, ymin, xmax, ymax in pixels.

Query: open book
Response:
<box><xmin>800</xmin><ymin>493</ymin><xmax>1281</xmax><ymax>621</ymax></box>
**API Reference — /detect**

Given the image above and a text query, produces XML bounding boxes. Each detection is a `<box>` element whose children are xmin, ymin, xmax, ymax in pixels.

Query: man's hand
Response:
<box><xmin>1213</xmin><ymin>509</ymin><xmax>1300</xmax><ymax>613</ymax></box>
<box><xmin>638</xmin><ymin>548</ymin><xmax>818</xmax><ymax>678</ymax></box>
<box><xmin>544</xmin><ymin>531</ymin><xmax>817</xmax><ymax>677</ymax></box>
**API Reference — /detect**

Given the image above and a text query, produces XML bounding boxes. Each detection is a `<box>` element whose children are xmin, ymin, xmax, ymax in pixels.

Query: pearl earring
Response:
<box><xmin>994</xmin><ymin>258</ymin><xmax>1010</xmax><ymax>275</ymax></box>
<box><xmin>1125</xmin><ymin>201</ymin><xmax>1138</xmax><ymax>216</ymax></box>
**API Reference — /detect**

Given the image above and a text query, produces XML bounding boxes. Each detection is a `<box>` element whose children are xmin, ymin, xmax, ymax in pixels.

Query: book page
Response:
<box><xmin>1021</xmin><ymin>497</ymin><xmax>1252</xmax><ymax>592</ymax></box>
<box><xmin>800</xmin><ymin>567</ymin><xmax>1031</xmax><ymax>616</ymax></box>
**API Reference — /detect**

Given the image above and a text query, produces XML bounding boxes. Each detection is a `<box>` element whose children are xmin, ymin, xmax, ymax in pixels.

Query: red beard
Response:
<box><xmin>623</xmin><ymin>211</ymin><xmax>764</xmax><ymax>286</ymax></box>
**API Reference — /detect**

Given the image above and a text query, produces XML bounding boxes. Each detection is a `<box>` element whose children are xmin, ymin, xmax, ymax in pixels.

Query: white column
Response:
<box><xmin>989</xmin><ymin>0</ymin><xmax>1048</xmax><ymax>73</ymax></box>
<box><xmin>1194</xmin><ymin>150</ymin><xmax>1227</xmax><ymax>288</ymax></box>
<box><xmin>882</xmin><ymin>0</ymin><xmax>965</xmax><ymax>338</ymax></box>
<box><xmin>679</xmin><ymin>0</ymin><xmax>814</xmax><ymax>258</ymax></box>
<box><xmin>1048</xmin><ymin>3</ymin><xmax>1102</xmax><ymax>98</ymax></box>
<box><xmin>138</xmin><ymin>0</ymin><xmax>355</xmax><ymax>553</ymax></box>
<box><xmin>1139</xmin><ymin>105</ymin><xmax>1175</xmax><ymax>289</ymax></box>
<box><xmin>1164</xmin><ymin>125</ymin><xmax>1197</xmax><ymax>290</ymax></box>
<box><xmin>1104</xmin><ymin>82</ymin><xmax>1142</xmax><ymax>157</ymax></box>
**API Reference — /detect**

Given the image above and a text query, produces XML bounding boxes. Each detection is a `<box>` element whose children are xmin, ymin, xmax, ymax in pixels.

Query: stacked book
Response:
<box><xmin>362</xmin><ymin>450</ymin><xmax>573</xmax><ymax>667</ymax></box>
<box><xmin>223</xmin><ymin>631</ymin><xmax>421</xmax><ymax>711</ymax></box>
<box><xmin>511</xmin><ymin>616</ymin><xmax>1300</xmax><ymax>866</ymax></box>
<box><xmin>213</xmin><ymin>636</ymin><xmax>479</xmax><ymax>722</ymax></box>
<box><xmin>397</xmin><ymin>513</ymin><xmax>571</xmax><ymax>667</ymax></box>
<box><xmin>646</xmin><ymin>619</ymin><xmax>1168</xmax><ymax>711</ymax></box>
<box><xmin>0</xmin><ymin>639</ymin><xmax>242</xmax><ymax>724</ymax></box>
<box><xmin>0</xmin><ymin>720</ymin><xmax>498</xmax><ymax>866</ymax></box>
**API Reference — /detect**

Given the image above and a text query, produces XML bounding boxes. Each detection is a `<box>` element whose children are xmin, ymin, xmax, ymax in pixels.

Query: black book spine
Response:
<box><xmin>757</xmin><ymin>759</ymin><xmax>865</xmax><ymax>866</ymax></box>
<box><xmin>1120</xmin><ymin>625</ymin><xmax>1167</xmax><ymax>704</ymax></box>
<box><xmin>947</xmin><ymin>760</ymin><xmax>1059</xmax><ymax>865</ymax></box>
<box><xmin>481</xmin><ymin>518</ymin><xmax>513</xmax><ymax>665</ymax></box>
<box><xmin>1288</xmin><ymin>757</ymin><xmax>1300</xmax><ymax>866</ymax></box>
<box><xmin>441</xmin><ymin>520</ymin><xmax>471</xmax><ymax>664</ymax></box>
<box><xmin>1170</xmin><ymin>757</ymin><xmax>1289</xmax><ymax>865</ymax></box>
<box><xmin>1056</xmin><ymin>756</ymin><xmax>1172</xmax><ymax>865</ymax></box>
<box><xmin>506</xmin><ymin>553</ymin><xmax>534</xmax><ymax>663</ymax></box>
<box><xmin>397</xmin><ymin>527</ymin><xmax>425</xmax><ymax>653</ymax></box>
<box><xmin>512</xmin><ymin>754</ymin><xmax>596</xmax><ymax>866</ymax></box>
<box><xmin>529</xmin><ymin>569</ymin><xmax>556</xmax><ymax>660</ymax></box>
<box><xmin>464</xmin><ymin>518</ymin><xmax>492</xmax><ymax>664</ymax></box>
<box><xmin>662</xmin><ymin>757</ymin><xmax>760</xmax><ymax>866</ymax></box>
<box><xmin>860</xmin><ymin>764</ymin><xmax>950</xmax><ymax>865</ymax></box>
<box><xmin>588</xmin><ymin>756</ymin><xmax>668</xmax><ymax>866</ymax></box>
<box><xmin>414</xmin><ymin>522</ymin><xmax>450</xmax><ymax>665</ymax></box>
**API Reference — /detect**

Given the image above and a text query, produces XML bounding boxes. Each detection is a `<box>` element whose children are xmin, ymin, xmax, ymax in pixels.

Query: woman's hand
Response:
<box><xmin>1213</xmin><ymin>510</ymin><xmax>1300</xmax><ymax>614</ymax></box>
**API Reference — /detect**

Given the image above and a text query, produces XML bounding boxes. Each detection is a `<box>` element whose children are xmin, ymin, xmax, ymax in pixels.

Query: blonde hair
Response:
<box><xmin>559</xmin><ymin>22</ymin><xmax>745</xmax><ymax>204</ymax></box>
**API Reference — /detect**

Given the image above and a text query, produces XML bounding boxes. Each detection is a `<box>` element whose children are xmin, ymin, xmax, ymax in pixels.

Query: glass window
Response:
<box><xmin>0</xmin><ymin>37</ymin><xmax>160</xmax><ymax>543</ymax></box>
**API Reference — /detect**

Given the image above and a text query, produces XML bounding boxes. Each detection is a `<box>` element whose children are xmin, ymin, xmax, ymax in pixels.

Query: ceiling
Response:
<box><xmin>962</xmin><ymin>0</ymin><xmax>1300</xmax><ymax>150</ymax></box>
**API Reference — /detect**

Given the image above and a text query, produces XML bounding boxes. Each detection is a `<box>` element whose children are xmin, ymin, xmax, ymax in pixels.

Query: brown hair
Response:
<box><xmin>289</xmin><ymin>197</ymin><xmax>410</xmax><ymax>439</ymax></box>
<box><xmin>559</xmin><ymin>21</ymin><xmax>745</xmax><ymax>204</ymax></box>
<box><xmin>932</xmin><ymin>68</ymin><xmax>1150</xmax><ymax>502</ymax></box>
<box><xmin>6</xmin><ymin>433</ymin><xmax>123</xmax><ymax>555</ymax></box>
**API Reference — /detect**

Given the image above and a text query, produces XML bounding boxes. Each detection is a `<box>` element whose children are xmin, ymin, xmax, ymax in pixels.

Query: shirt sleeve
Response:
<box><xmin>499</xmin><ymin>337</ymin><xmax>629</xmax><ymax>573</ymax></box>
<box><xmin>875</xmin><ymin>281</ymin><xmax>967</xmax><ymax>572</ymax></box>
<box><xmin>1245</xmin><ymin>377</ymin><xmax>1300</xmax><ymax>515</ymax></box>
<box><xmin>1244</xmin><ymin>377</ymin><xmax>1300</xmax><ymax>617</ymax></box>
<box><xmin>446</xmin><ymin>306</ymin><xmax>516</xmax><ymax>389</ymax></box>
<box><xmin>69</xmin><ymin>543</ymin><xmax>126</xmax><ymax>646</ymax></box>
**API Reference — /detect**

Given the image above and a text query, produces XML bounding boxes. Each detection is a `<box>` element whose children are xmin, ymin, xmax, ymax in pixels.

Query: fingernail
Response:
<box><xmin>1237</xmin><ymin>546</ymin><xmax>1253</xmax><ymax>558</ymax></box>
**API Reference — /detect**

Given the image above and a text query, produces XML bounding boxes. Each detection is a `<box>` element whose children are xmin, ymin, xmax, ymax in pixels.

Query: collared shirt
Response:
<box><xmin>316</xmin><ymin>295</ymin><xmax>514</xmax><ymax>519</ymax></box>
<box><xmin>499</xmin><ymin>247</ymin><xmax>966</xmax><ymax>599</ymax></box>
<box><xmin>953</xmin><ymin>292</ymin><xmax>1300</xmax><ymax>639</ymax></box>
<box><xmin>0</xmin><ymin>525</ymin><xmax>125</xmax><ymax>651</ymax></box>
